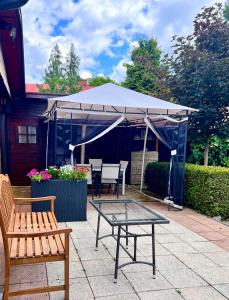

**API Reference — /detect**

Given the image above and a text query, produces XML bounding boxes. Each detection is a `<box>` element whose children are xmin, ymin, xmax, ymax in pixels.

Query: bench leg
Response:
<box><xmin>3</xmin><ymin>262</ymin><xmax>10</xmax><ymax>300</ymax></box>
<box><xmin>65</xmin><ymin>233</ymin><xmax>70</xmax><ymax>300</ymax></box>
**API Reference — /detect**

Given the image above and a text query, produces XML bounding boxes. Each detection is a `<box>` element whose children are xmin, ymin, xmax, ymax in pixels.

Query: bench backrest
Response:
<box><xmin>0</xmin><ymin>174</ymin><xmax>15</xmax><ymax>235</ymax></box>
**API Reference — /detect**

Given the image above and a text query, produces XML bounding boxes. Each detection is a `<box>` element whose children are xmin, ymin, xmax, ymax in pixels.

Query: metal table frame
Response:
<box><xmin>90</xmin><ymin>199</ymin><xmax>169</xmax><ymax>282</ymax></box>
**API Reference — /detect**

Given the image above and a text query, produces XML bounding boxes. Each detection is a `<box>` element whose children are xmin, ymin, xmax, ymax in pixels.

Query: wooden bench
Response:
<box><xmin>0</xmin><ymin>174</ymin><xmax>72</xmax><ymax>299</ymax></box>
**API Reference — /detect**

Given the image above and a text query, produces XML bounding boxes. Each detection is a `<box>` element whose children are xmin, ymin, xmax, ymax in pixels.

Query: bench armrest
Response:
<box><xmin>6</xmin><ymin>227</ymin><xmax>72</xmax><ymax>238</ymax></box>
<box><xmin>14</xmin><ymin>196</ymin><xmax>56</xmax><ymax>213</ymax></box>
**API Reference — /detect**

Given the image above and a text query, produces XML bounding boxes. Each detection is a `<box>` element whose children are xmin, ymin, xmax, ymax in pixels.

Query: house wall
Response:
<box><xmin>6</xmin><ymin>97</ymin><xmax>47</xmax><ymax>185</ymax></box>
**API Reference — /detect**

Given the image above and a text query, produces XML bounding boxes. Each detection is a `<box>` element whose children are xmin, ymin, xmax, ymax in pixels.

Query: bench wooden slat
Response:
<box><xmin>37</xmin><ymin>212</ymin><xmax>50</xmax><ymax>256</ymax></box>
<box><xmin>31</xmin><ymin>212</ymin><xmax>42</xmax><ymax>257</ymax></box>
<box><xmin>47</xmin><ymin>212</ymin><xmax>65</xmax><ymax>254</ymax></box>
<box><xmin>42</xmin><ymin>212</ymin><xmax>58</xmax><ymax>255</ymax></box>
<box><xmin>10</xmin><ymin>213</ymin><xmax>20</xmax><ymax>258</ymax></box>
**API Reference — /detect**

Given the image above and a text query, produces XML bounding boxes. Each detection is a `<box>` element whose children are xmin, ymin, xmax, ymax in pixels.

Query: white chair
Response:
<box><xmin>120</xmin><ymin>160</ymin><xmax>129</xmax><ymax>171</ymax></box>
<box><xmin>89</xmin><ymin>159</ymin><xmax>102</xmax><ymax>171</ymax></box>
<box><xmin>100</xmin><ymin>164</ymin><xmax>121</xmax><ymax>198</ymax></box>
<box><xmin>76</xmin><ymin>164</ymin><xmax>94</xmax><ymax>199</ymax></box>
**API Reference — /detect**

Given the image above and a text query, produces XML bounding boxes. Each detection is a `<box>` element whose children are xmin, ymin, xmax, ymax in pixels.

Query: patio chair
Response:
<box><xmin>100</xmin><ymin>164</ymin><xmax>121</xmax><ymax>198</ymax></box>
<box><xmin>77</xmin><ymin>164</ymin><xmax>94</xmax><ymax>199</ymax></box>
<box><xmin>89</xmin><ymin>158</ymin><xmax>102</xmax><ymax>171</ymax></box>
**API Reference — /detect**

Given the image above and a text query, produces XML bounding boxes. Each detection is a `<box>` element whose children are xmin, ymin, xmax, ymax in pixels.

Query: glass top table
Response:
<box><xmin>90</xmin><ymin>199</ymin><xmax>169</xmax><ymax>226</ymax></box>
<box><xmin>90</xmin><ymin>199</ymin><xmax>170</xmax><ymax>282</ymax></box>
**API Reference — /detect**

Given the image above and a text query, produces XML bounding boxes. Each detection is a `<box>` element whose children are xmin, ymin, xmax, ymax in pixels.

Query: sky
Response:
<box><xmin>22</xmin><ymin>0</ymin><xmax>225</xmax><ymax>83</ymax></box>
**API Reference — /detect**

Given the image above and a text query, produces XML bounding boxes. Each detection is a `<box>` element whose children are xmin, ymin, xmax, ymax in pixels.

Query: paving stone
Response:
<box><xmin>72</xmin><ymin>237</ymin><xmax>97</xmax><ymax>249</ymax></box>
<box><xmin>106</xmin><ymin>245</ymin><xmax>143</xmax><ymax>259</ymax></box>
<box><xmin>175</xmin><ymin>253</ymin><xmax>217</xmax><ymax>269</ymax></box>
<box><xmin>162</xmin><ymin>242</ymin><xmax>198</xmax><ymax>254</ymax></box>
<box><xmin>175</xmin><ymin>232</ymin><xmax>207</xmax><ymax>243</ymax></box>
<box><xmin>194</xmin><ymin>266</ymin><xmax>229</xmax><ymax>285</ymax></box>
<box><xmin>10</xmin><ymin>280</ymin><xmax>49</xmax><ymax>299</ymax></box>
<box><xmin>125</xmin><ymin>271</ymin><xmax>173</xmax><ymax>292</ymax></box>
<box><xmin>82</xmin><ymin>259</ymin><xmax>115</xmax><ymax>276</ymax></box>
<box><xmin>77</xmin><ymin>246</ymin><xmax>112</xmax><ymax>260</ymax></box>
<box><xmin>96</xmin><ymin>293</ymin><xmax>139</xmax><ymax>299</ymax></box>
<box><xmin>138</xmin><ymin>289</ymin><xmax>183</xmax><ymax>300</ymax></box>
<box><xmin>191</xmin><ymin>241</ymin><xmax>224</xmax><ymax>253</ymax></box>
<box><xmin>156</xmin><ymin>233</ymin><xmax>183</xmax><ymax>244</ymax></box>
<box><xmin>156</xmin><ymin>255</ymin><xmax>186</xmax><ymax>271</ymax></box>
<box><xmin>160</xmin><ymin>268</ymin><xmax>207</xmax><ymax>288</ymax></box>
<box><xmin>88</xmin><ymin>274</ymin><xmax>134</xmax><ymax>298</ymax></box>
<box><xmin>47</xmin><ymin>260</ymin><xmax>85</xmax><ymax>285</ymax></box>
<box><xmin>214</xmin><ymin>284</ymin><xmax>229</xmax><ymax>299</ymax></box>
<box><xmin>180</xmin><ymin>286</ymin><xmax>227</xmax><ymax>300</ymax></box>
<box><xmin>10</xmin><ymin>264</ymin><xmax>47</xmax><ymax>285</ymax></box>
<box><xmin>161</xmin><ymin>223</ymin><xmax>189</xmax><ymax>234</ymax></box>
<box><xmin>138</xmin><ymin>243</ymin><xmax>171</xmax><ymax>256</ymax></box>
<box><xmin>204</xmin><ymin>252</ymin><xmax>229</xmax><ymax>267</ymax></box>
<box><xmin>50</xmin><ymin>278</ymin><xmax>94</xmax><ymax>300</ymax></box>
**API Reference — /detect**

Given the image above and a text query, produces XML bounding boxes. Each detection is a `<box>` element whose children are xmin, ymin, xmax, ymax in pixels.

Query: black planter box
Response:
<box><xmin>31</xmin><ymin>180</ymin><xmax>87</xmax><ymax>222</ymax></box>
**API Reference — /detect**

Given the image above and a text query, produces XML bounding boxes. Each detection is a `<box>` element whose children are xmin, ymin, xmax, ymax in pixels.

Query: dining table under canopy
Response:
<box><xmin>44</xmin><ymin>83</ymin><xmax>197</xmax><ymax>209</ymax></box>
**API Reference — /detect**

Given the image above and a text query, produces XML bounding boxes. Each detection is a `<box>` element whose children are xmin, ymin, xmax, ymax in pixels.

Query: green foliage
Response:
<box><xmin>145</xmin><ymin>162</ymin><xmax>229</xmax><ymax>219</ymax></box>
<box><xmin>40</xmin><ymin>44</ymin><xmax>65</xmax><ymax>93</ymax></box>
<box><xmin>224</xmin><ymin>1</ymin><xmax>229</xmax><ymax>20</ymax></box>
<box><xmin>39</xmin><ymin>43</ymin><xmax>81</xmax><ymax>94</ymax></box>
<box><xmin>188</xmin><ymin>136</ymin><xmax>229</xmax><ymax>166</ymax></box>
<box><xmin>65</xmin><ymin>43</ymin><xmax>81</xmax><ymax>93</ymax></box>
<box><xmin>88</xmin><ymin>76</ymin><xmax>114</xmax><ymax>87</ymax></box>
<box><xmin>47</xmin><ymin>167</ymin><xmax>59</xmax><ymax>179</ymax></box>
<box><xmin>123</xmin><ymin>39</ymin><xmax>173</xmax><ymax>101</ymax></box>
<box><xmin>166</xmin><ymin>3</ymin><xmax>229</xmax><ymax>163</ymax></box>
<box><xmin>144</xmin><ymin>162</ymin><xmax>169</xmax><ymax>198</ymax></box>
<box><xmin>185</xmin><ymin>164</ymin><xmax>229</xmax><ymax>219</ymax></box>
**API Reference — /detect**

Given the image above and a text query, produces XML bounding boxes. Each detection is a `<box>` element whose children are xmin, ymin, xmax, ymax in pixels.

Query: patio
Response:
<box><xmin>0</xmin><ymin>188</ymin><xmax>229</xmax><ymax>300</ymax></box>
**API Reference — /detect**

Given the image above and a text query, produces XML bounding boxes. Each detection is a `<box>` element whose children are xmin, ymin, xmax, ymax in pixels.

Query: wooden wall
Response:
<box><xmin>6</xmin><ymin>97</ymin><xmax>47</xmax><ymax>185</ymax></box>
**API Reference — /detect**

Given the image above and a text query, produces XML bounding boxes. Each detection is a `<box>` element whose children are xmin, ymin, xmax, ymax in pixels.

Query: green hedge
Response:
<box><xmin>145</xmin><ymin>162</ymin><xmax>229</xmax><ymax>219</ymax></box>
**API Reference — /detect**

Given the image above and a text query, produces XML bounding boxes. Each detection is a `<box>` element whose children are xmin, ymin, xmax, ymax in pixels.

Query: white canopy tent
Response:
<box><xmin>45</xmin><ymin>83</ymin><xmax>197</xmax><ymax>208</ymax></box>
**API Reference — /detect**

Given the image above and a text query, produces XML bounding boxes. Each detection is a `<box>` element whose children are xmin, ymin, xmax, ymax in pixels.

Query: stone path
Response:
<box><xmin>0</xmin><ymin>187</ymin><xmax>229</xmax><ymax>299</ymax></box>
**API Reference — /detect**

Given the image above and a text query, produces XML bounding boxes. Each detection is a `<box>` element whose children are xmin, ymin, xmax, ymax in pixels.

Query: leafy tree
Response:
<box><xmin>88</xmin><ymin>76</ymin><xmax>114</xmax><ymax>87</ymax></box>
<box><xmin>224</xmin><ymin>1</ymin><xmax>229</xmax><ymax>20</ymax></box>
<box><xmin>39</xmin><ymin>44</ymin><xmax>65</xmax><ymax>93</ymax></box>
<box><xmin>166</xmin><ymin>3</ymin><xmax>229</xmax><ymax>165</ymax></box>
<box><xmin>123</xmin><ymin>38</ymin><xmax>173</xmax><ymax>101</ymax></box>
<box><xmin>65</xmin><ymin>43</ymin><xmax>81</xmax><ymax>93</ymax></box>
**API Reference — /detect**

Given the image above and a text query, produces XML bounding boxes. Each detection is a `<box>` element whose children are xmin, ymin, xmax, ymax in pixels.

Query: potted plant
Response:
<box><xmin>27</xmin><ymin>165</ymin><xmax>88</xmax><ymax>222</ymax></box>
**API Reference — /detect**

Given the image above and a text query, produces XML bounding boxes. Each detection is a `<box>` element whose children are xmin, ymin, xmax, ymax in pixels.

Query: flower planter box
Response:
<box><xmin>31</xmin><ymin>179</ymin><xmax>87</xmax><ymax>222</ymax></box>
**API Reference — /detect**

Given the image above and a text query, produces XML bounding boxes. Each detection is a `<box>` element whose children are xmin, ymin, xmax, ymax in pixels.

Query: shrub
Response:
<box><xmin>185</xmin><ymin>164</ymin><xmax>229</xmax><ymax>219</ymax></box>
<box><xmin>145</xmin><ymin>162</ymin><xmax>229</xmax><ymax>219</ymax></box>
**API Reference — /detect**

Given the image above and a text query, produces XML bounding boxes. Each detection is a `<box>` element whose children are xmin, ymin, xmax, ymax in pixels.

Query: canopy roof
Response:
<box><xmin>47</xmin><ymin>83</ymin><xmax>197</xmax><ymax>123</ymax></box>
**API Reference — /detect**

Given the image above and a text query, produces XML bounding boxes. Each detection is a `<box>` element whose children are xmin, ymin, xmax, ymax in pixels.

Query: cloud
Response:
<box><xmin>22</xmin><ymin>0</ymin><xmax>226</xmax><ymax>83</ymax></box>
<box><xmin>80</xmin><ymin>70</ymin><xmax>92</xmax><ymax>79</ymax></box>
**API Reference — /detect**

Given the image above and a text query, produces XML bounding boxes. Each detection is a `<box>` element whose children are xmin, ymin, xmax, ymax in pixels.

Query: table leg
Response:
<box><xmin>152</xmin><ymin>224</ymin><xmax>156</xmax><ymax>278</ymax></box>
<box><xmin>95</xmin><ymin>213</ymin><xmax>101</xmax><ymax>250</ymax></box>
<box><xmin>114</xmin><ymin>226</ymin><xmax>121</xmax><ymax>283</ymax></box>
<box><xmin>133</xmin><ymin>236</ymin><xmax>137</xmax><ymax>261</ymax></box>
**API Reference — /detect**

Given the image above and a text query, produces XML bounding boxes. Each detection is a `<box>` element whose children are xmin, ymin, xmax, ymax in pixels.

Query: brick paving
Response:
<box><xmin>0</xmin><ymin>187</ymin><xmax>229</xmax><ymax>299</ymax></box>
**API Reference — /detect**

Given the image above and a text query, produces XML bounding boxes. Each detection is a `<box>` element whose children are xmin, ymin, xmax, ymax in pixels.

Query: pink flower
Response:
<box><xmin>27</xmin><ymin>169</ymin><xmax>38</xmax><ymax>178</ymax></box>
<box><xmin>41</xmin><ymin>170</ymin><xmax>52</xmax><ymax>180</ymax></box>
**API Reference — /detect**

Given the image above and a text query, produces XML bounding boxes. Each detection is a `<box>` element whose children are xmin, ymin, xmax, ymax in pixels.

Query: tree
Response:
<box><xmin>123</xmin><ymin>39</ymin><xmax>173</xmax><ymax>101</ymax></box>
<box><xmin>224</xmin><ymin>1</ymin><xmax>229</xmax><ymax>20</ymax></box>
<box><xmin>88</xmin><ymin>76</ymin><xmax>114</xmax><ymax>87</ymax></box>
<box><xmin>40</xmin><ymin>44</ymin><xmax>65</xmax><ymax>93</ymax></box>
<box><xmin>166</xmin><ymin>3</ymin><xmax>229</xmax><ymax>165</ymax></box>
<box><xmin>65</xmin><ymin>43</ymin><xmax>81</xmax><ymax>93</ymax></box>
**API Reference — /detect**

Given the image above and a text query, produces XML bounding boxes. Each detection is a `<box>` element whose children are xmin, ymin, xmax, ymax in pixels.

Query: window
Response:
<box><xmin>18</xmin><ymin>126</ymin><xmax>37</xmax><ymax>144</ymax></box>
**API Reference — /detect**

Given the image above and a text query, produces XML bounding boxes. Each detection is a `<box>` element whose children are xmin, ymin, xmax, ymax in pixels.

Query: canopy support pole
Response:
<box><xmin>45</xmin><ymin>120</ymin><xmax>50</xmax><ymax>169</ymax></box>
<box><xmin>80</xmin><ymin>125</ymin><xmax>86</xmax><ymax>164</ymax></box>
<box><xmin>140</xmin><ymin>125</ymin><xmax>148</xmax><ymax>192</ymax></box>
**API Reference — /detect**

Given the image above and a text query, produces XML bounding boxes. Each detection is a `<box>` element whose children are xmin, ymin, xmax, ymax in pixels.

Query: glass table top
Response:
<box><xmin>90</xmin><ymin>199</ymin><xmax>169</xmax><ymax>226</ymax></box>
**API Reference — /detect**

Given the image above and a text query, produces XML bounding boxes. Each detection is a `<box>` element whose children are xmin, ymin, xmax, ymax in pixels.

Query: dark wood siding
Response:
<box><xmin>7</xmin><ymin>98</ymin><xmax>47</xmax><ymax>185</ymax></box>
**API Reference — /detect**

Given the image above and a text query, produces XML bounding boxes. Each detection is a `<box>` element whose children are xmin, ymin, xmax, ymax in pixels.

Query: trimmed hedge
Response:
<box><xmin>145</xmin><ymin>162</ymin><xmax>229</xmax><ymax>219</ymax></box>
